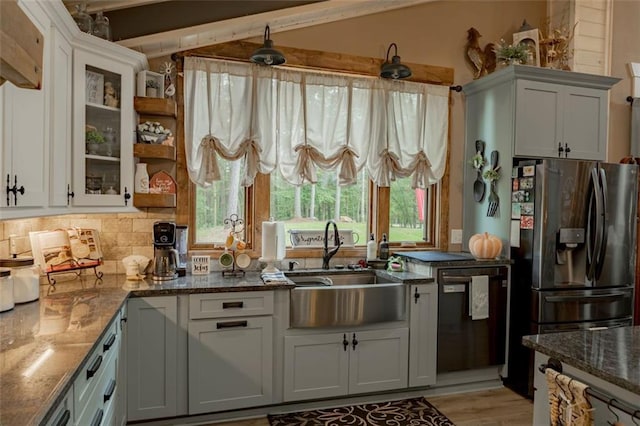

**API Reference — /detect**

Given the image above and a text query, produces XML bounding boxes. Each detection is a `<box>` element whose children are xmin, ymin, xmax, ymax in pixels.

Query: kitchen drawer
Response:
<box><xmin>76</xmin><ymin>349</ymin><xmax>118</xmax><ymax>426</ymax></box>
<box><xmin>74</xmin><ymin>319</ymin><xmax>119</xmax><ymax>423</ymax></box>
<box><xmin>44</xmin><ymin>387</ymin><xmax>74</xmax><ymax>426</ymax></box>
<box><xmin>189</xmin><ymin>291</ymin><xmax>274</xmax><ymax>319</ymax></box>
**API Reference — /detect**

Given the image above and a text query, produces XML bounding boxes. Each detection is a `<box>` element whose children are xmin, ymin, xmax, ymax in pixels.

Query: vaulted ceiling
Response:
<box><xmin>62</xmin><ymin>0</ymin><xmax>436</xmax><ymax>58</ymax></box>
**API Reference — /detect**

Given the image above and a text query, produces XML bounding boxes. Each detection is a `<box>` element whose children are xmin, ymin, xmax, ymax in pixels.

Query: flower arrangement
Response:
<box><xmin>539</xmin><ymin>22</ymin><xmax>577</xmax><ymax>70</ymax></box>
<box><xmin>483</xmin><ymin>167</ymin><xmax>501</xmax><ymax>182</ymax></box>
<box><xmin>137</xmin><ymin>121</ymin><xmax>173</xmax><ymax>144</ymax></box>
<box><xmin>145</xmin><ymin>79</ymin><xmax>160</xmax><ymax>89</ymax></box>
<box><xmin>494</xmin><ymin>39</ymin><xmax>528</xmax><ymax>65</ymax></box>
<box><xmin>469</xmin><ymin>153</ymin><xmax>485</xmax><ymax>170</ymax></box>
<box><xmin>86</xmin><ymin>128</ymin><xmax>105</xmax><ymax>144</ymax></box>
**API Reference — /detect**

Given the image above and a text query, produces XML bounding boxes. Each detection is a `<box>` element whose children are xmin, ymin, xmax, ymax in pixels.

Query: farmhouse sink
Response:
<box><xmin>286</xmin><ymin>270</ymin><xmax>406</xmax><ymax>328</ymax></box>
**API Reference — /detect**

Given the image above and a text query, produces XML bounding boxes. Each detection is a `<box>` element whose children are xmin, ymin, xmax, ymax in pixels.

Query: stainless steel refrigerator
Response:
<box><xmin>506</xmin><ymin>158</ymin><xmax>637</xmax><ymax>398</ymax></box>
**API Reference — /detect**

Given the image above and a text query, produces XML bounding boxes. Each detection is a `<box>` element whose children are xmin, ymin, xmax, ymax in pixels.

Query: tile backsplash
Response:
<box><xmin>0</xmin><ymin>210</ymin><xmax>175</xmax><ymax>275</ymax></box>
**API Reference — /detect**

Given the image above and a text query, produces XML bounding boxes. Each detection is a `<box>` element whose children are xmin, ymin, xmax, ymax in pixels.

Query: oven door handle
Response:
<box><xmin>544</xmin><ymin>293</ymin><xmax>627</xmax><ymax>303</ymax></box>
<box><xmin>440</xmin><ymin>274</ymin><xmax>502</xmax><ymax>283</ymax></box>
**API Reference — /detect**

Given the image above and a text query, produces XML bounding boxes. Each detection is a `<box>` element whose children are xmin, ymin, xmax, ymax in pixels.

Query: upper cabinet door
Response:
<box><xmin>515</xmin><ymin>79</ymin><xmax>608</xmax><ymax>161</ymax></box>
<box><xmin>0</xmin><ymin>82</ymin><xmax>47</xmax><ymax>215</ymax></box>
<box><xmin>72</xmin><ymin>48</ymin><xmax>134</xmax><ymax>207</ymax></box>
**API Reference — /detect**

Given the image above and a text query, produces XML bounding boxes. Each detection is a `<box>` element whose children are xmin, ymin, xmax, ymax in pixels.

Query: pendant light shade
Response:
<box><xmin>250</xmin><ymin>25</ymin><xmax>286</xmax><ymax>66</ymax></box>
<box><xmin>380</xmin><ymin>43</ymin><xmax>412</xmax><ymax>79</ymax></box>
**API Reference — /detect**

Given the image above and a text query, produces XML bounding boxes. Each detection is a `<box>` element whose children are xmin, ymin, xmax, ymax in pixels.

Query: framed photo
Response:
<box><xmin>513</xmin><ymin>28</ymin><xmax>540</xmax><ymax>67</ymax></box>
<box><xmin>136</xmin><ymin>70</ymin><xmax>164</xmax><ymax>98</ymax></box>
<box><xmin>86</xmin><ymin>70</ymin><xmax>104</xmax><ymax>104</ymax></box>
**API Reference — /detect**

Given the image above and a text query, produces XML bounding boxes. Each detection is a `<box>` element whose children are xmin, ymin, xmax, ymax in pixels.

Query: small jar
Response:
<box><xmin>0</xmin><ymin>258</ymin><xmax>39</xmax><ymax>304</ymax></box>
<box><xmin>0</xmin><ymin>269</ymin><xmax>14</xmax><ymax>312</ymax></box>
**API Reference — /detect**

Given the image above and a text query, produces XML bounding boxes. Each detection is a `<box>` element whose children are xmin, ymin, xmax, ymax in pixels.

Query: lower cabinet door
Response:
<box><xmin>408</xmin><ymin>284</ymin><xmax>438</xmax><ymax>387</ymax></box>
<box><xmin>283</xmin><ymin>333</ymin><xmax>350</xmax><ymax>402</ymax></box>
<box><xmin>188</xmin><ymin>316</ymin><xmax>273</xmax><ymax>414</ymax></box>
<box><xmin>348</xmin><ymin>328</ymin><xmax>409</xmax><ymax>394</ymax></box>
<box><xmin>127</xmin><ymin>297</ymin><xmax>178</xmax><ymax>421</ymax></box>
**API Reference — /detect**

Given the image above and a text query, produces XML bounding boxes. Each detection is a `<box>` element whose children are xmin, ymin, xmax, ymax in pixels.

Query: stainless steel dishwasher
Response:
<box><xmin>437</xmin><ymin>266</ymin><xmax>509</xmax><ymax>373</ymax></box>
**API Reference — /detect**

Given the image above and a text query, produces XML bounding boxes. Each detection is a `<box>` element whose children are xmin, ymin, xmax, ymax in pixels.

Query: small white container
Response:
<box><xmin>0</xmin><ymin>258</ymin><xmax>39</xmax><ymax>303</ymax></box>
<box><xmin>0</xmin><ymin>268</ymin><xmax>14</xmax><ymax>312</ymax></box>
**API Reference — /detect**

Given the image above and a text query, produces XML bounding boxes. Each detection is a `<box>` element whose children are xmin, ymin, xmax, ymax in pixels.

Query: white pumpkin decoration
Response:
<box><xmin>468</xmin><ymin>232</ymin><xmax>502</xmax><ymax>259</ymax></box>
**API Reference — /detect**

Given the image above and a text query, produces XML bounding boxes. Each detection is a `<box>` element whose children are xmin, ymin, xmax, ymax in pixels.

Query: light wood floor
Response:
<box><xmin>209</xmin><ymin>387</ymin><xmax>533</xmax><ymax>425</ymax></box>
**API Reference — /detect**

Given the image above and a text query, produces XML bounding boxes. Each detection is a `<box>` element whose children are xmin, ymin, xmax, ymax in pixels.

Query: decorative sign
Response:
<box><xmin>86</xmin><ymin>70</ymin><xmax>104</xmax><ymax>105</ymax></box>
<box><xmin>191</xmin><ymin>255</ymin><xmax>210</xmax><ymax>275</ymax></box>
<box><xmin>149</xmin><ymin>171</ymin><xmax>176</xmax><ymax>194</ymax></box>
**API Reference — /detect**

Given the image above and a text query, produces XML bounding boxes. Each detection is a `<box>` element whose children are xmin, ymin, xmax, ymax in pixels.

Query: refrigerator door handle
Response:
<box><xmin>595</xmin><ymin>167</ymin><xmax>608</xmax><ymax>280</ymax></box>
<box><xmin>586</xmin><ymin>167</ymin><xmax>604</xmax><ymax>281</ymax></box>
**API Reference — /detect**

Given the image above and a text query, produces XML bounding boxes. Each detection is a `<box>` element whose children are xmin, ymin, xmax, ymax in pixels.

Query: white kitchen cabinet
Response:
<box><xmin>187</xmin><ymin>292</ymin><xmax>274</xmax><ymax>415</ymax></box>
<box><xmin>0</xmin><ymin>81</ymin><xmax>47</xmax><ymax>216</ymax></box>
<box><xmin>283</xmin><ymin>328</ymin><xmax>408</xmax><ymax>402</ymax></box>
<box><xmin>408</xmin><ymin>284</ymin><xmax>438</xmax><ymax>387</ymax></box>
<box><xmin>514</xmin><ymin>80</ymin><xmax>609</xmax><ymax>160</ymax></box>
<box><xmin>127</xmin><ymin>296</ymin><xmax>178</xmax><ymax>421</ymax></box>
<box><xmin>188</xmin><ymin>316</ymin><xmax>273</xmax><ymax>414</ymax></box>
<box><xmin>72</xmin><ymin>47</ymin><xmax>134</xmax><ymax>207</ymax></box>
<box><xmin>115</xmin><ymin>304</ymin><xmax>127</xmax><ymax>426</ymax></box>
<box><xmin>48</xmin><ymin>26</ymin><xmax>73</xmax><ymax>208</ymax></box>
<box><xmin>462</xmin><ymin>65</ymin><xmax>619</xmax><ymax>248</ymax></box>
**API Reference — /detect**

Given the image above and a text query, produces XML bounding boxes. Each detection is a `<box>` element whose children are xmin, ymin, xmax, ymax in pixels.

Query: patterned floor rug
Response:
<box><xmin>267</xmin><ymin>397</ymin><xmax>456</xmax><ymax>426</ymax></box>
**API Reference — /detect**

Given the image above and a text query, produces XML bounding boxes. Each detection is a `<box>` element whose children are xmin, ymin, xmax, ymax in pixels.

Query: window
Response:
<box><xmin>193</xmin><ymin>157</ymin><xmax>246</xmax><ymax>246</ymax></box>
<box><xmin>271</xmin><ymin>168</ymin><xmax>369</xmax><ymax>248</ymax></box>
<box><xmin>389</xmin><ymin>177</ymin><xmax>437</xmax><ymax>244</ymax></box>
<box><xmin>183</xmin><ymin>55</ymin><xmax>449</xmax><ymax>252</ymax></box>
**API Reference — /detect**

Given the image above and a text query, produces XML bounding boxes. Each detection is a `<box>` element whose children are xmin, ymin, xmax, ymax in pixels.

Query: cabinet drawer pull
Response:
<box><xmin>103</xmin><ymin>333</ymin><xmax>116</xmax><ymax>352</ymax></box>
<box><xmin>216</xmin><ymin>320</ymin><xmax>248</xmax><ymax>329</ymax></box>
<box><xmin>222</xmin><ymin>301</ymin><xmax>244</xmax><ymax>309</ymax></box>
<box><xmin>54</xmin><ymin>409</ymin><xmax>71</xmax><ymax>426</ymax></box>
<box><xmin>86</xmin><ymin>355</ymin><xmax>102</xmax><ymax>379</ymax></box>
<box><xmin>104</xmin><ymin>378</ymin><xmax>116</xmax><ymax>403</ymax></box>
<box><xmin>90</xmin><ymin>408</ymin><xmax>103</xmax><ymax>426</ymax></box>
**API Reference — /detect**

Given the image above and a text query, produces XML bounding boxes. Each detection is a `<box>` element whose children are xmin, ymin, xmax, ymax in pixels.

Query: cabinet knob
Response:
<box><xmin>6</xmin><ymin>175</ymin><xmax>25</xmax><ymax>206</ymax></box>
<box><xmin>343</xmin><ymin>333</ymin><xmax>348</xmax><ymax>351</ymax></box>
<box><xmin>124</xmin><ymin>187</ymin><xmax>131</xmax><ymax>205</ymax></box>
<box><xmin>352</xmin><ymin>333</ymin><xmax>358</xmax><ymax>350</ymax></box>
<box><xmin>414</xmin><ymin>287</ymin><xmax>421</xmax><ymax>304</ymax></box>
<box><xmin>557</xmin><ymin>142</ymin><xmax>564</xmax><ymax>157</ymax></box>
<box><xmin>564</xmin><ymin>143</ymin><xmax>571</xmax><ymax>158</ymax></box>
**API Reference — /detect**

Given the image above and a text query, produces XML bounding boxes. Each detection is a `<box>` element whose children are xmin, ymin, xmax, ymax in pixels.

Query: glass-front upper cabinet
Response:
<box><xmin>73</xmin><ymin>48</ymin><xmax>134</xmax><ymax>206</ymax></box>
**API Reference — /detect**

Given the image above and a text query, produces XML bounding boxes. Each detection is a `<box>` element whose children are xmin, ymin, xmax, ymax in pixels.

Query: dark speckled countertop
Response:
<box><xmin>522</xmin><ymin>327</ymin><xmax>640</xmax><ymax>395</ymax></box>
<box><xmin>0</xmin><ymin>269</ymin><xmax>430</xmax><ymax>425</ymax></box>
<box><xmin>0</xmin><ymin>272</ymin><xmax>292</xmax><ymax>425</ymax></box>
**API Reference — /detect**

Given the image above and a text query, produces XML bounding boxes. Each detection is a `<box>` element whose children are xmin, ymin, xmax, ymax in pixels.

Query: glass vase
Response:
<box><xmin>72</xmin><ymin>3</ymin><xmax>93</xmax><ymax>34</ymax></box>
<box><xmin>93</xmin><ymin>11</ymin><xmax>112</xmax><ymax>41</ymax></box>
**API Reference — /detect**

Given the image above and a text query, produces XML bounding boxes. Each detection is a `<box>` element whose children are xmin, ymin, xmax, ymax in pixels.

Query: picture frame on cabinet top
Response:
<box><xmin>513</xmin><ymin>28</ymin><xmax>540</xmax><ymax>67</ymax></box>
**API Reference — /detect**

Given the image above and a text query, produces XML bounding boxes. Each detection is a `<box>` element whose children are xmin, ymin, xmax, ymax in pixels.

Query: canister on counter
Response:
<box><xmin>0</xmin><ymin>268</ymin><xmax>14</xmax><ymax>312</ymax></box>
<box><xmin>0</xmin><ymin>258</ymin><xmax>40</xmax><ymax>303</ymax></box>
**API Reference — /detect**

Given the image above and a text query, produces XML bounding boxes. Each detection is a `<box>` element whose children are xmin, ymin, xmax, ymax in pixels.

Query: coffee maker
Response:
<box><xmin>152</xmin><ymin>221</ymin><xmax>178</xmax><ymax>281</ymax></box>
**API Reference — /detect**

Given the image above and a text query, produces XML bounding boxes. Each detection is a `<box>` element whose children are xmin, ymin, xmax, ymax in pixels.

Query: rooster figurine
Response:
<box><xmin>466</xmin><ymin>28</ymin><xmax>496</xmax><ymax>79</ymax></box>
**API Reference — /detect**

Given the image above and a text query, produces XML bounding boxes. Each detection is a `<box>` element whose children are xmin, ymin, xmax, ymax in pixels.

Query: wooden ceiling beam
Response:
<box><xmin>117</xmin><ymin>0</ymin><xmax>437</xmax><ymax>58</ymax></box>
<box><xmin>178</xmin><ymin>40</ymin><xmax>454</xmax><ymax>86</ymax></box>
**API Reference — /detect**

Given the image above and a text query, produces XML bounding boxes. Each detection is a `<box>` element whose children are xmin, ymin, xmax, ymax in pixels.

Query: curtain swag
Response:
<box><xmin>183</xmin><ymin>56</ymin><xmax>449</xmax><ymax>189</ymax></box>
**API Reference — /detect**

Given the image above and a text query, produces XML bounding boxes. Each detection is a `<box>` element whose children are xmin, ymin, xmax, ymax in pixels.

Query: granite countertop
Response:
<box><xmin>0</xmin><ymin>272</ymin><xmax>292</xmax><ymax>425</ymax></box>
<box><xmin>0</xmin><ymin>268</ymin><xmax>429</xmax><ymax>425</ymax></box>
<box><xmin>522</xmin><ymin>326</ymin><xmax>640</xmax><ymax>395</ymax></box>
<box><xmin>396</xmin><ymin>250</ymin><xmax>512</xmax><ymax>267</ymax></box>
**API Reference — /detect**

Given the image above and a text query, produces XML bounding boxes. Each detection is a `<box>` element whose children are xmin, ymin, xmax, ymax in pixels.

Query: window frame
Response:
<box><xmin>175</xmin><ymin>42</ymin><xmax>453</xmax><ymax>258</ymax></box>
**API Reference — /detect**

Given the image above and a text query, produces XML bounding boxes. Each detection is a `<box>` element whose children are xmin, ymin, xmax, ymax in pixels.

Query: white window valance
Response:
<box><xmin>183</xmin><ymin>57</ymin><xmax>449</xmax><ymax>189</ymax></box>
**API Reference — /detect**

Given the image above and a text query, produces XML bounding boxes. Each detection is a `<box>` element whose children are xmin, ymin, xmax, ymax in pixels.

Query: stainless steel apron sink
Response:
<box><xmin>286</xmin><ymin>271</ymin><xmax>406</xmax><ymax>328</ymax></box>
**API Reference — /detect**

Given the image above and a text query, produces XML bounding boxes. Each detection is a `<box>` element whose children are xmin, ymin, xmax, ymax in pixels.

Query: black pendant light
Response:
<box><xmin>250</xmin><ymin>25</ymin><xmax>286</xmax><ymax>66</ymax></box>
<box><xmin>380</xmin><ymin>43</ymin><xmax>412</xmax><ymax>79</ymax></box>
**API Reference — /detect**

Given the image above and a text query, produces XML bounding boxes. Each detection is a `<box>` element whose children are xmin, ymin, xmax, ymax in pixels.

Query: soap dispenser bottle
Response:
<box><xmin>366</xmin><ymin>233</ymin><xmax>377</xmax><ymax>261</ymax></box>
<box><xmin>379</xmin><ymin>233</ymin><xmax>389</xmax><ymax>260</ymax></box>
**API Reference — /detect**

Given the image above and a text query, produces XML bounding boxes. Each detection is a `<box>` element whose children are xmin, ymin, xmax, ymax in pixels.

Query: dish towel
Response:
<box><xmin>545</xmin><ymin>368</ymin><xmax>593</xmax><ymax>426</ymax></box>
<box><xmin>470</xmin><ymin>275</ymin><xmax>489</xmax><ymax>320</ymax></box>
<box><xmin>261</xmin><ymin>271</ymin><xmax>289</xmax><ymax>285</ymax></box>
